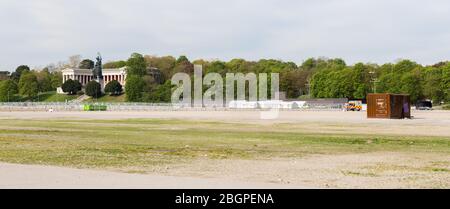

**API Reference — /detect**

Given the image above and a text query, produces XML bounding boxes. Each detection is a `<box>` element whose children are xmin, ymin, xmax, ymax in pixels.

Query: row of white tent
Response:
<box><xmin>228</xmin><ymin>100</ymin><xmax>307</xmax><ymax>109</ymax></box>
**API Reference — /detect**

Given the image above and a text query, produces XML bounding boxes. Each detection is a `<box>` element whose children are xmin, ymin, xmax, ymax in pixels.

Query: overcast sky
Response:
<box><xmin>1</xmin><ymin>0</ymin><xmax>450</xmax><ymax>71</ymax></box>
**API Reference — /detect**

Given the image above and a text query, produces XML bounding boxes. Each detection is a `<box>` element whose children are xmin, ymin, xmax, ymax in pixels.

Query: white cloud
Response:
<box><xmin>1</xmin><ymin>0</ymin><xmax>450</xmax><ymax>70</ymax></box>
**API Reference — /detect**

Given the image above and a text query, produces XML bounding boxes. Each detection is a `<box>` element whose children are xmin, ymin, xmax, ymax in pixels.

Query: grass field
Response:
<box><xmin>0</xmin><ymin>111</ymin><xmax>450</xmax><ymax>188</ymax></box>
<box><xmin>84</xmin><ymin>94</ymin><xmax>126</xmax><ymax>103</ymax></box>
<box><xmin>18</xmin><ymin>91</ymin><xmax>79</xmax><ymax>102</ymax></box>
<box><xmin>0</xmin><ymin>116</ymin><xmax>448</xmax><ymax>188</ymax></box>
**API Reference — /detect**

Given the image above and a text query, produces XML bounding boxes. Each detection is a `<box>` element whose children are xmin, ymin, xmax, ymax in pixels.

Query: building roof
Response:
<box><xmin>62</xmin><ymin>67</ymin><xmax>126</xmax><ymax>74</ymax></box>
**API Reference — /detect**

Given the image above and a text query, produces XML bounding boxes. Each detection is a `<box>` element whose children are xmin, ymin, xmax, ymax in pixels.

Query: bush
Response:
<box><xmin>104</xmin><ymin>80</ymin><xmax>123</xmax><ymax>96</ymax></box>
<box><xmin>125</xmin><ymin>75</ymin><xmax>145</xmax><ymax>102</ymax></box>
<box><xmin>62</xmin><ymin>79</ymin><xmax>82</xmax><ymax>95</ymax></box>
<box><xmin>443</xmin><ymin>104</ymin><xmax>450</xmax><ymax>110</ymax></box>
<box><xmin>85</xmin><ymin>81</ymin><xmax>102</xmax><ymax>98</ymax></box>
<box><xmin>79</xmin><ymin>59</ymin><xmax>94</xmax><ymax>69</ymax></box>
<box><xmin>0</xmin><ymin>80</ymin><xmax>19</xmax><ymax>102</ymax></box>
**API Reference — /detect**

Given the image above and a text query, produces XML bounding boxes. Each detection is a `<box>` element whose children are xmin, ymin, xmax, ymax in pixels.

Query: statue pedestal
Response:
<box><xmin>95</xmin><ymin>78</ymin><xmax>105</xmax><ymax>93</ymax></box>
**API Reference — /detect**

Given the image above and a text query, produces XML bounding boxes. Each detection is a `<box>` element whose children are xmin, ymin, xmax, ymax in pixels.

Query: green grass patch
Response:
<box><xmin>84</xmin><ymin>94</ymin><xmax>126</xmax><ymax>103</ymax></box>
<box><xmin>443</xmin><ymin>104</ymin><xmax>450</xmax><ymax>110</ymax></box>
<box><xmin>18</xmin><ymin>91</ymin><xmax>79</xmax><ymax>102</ymax></box>
<box><xmin>0</xmin><ymin>118</ymin><xmax>448</xmax><ymax>171</ymax></box>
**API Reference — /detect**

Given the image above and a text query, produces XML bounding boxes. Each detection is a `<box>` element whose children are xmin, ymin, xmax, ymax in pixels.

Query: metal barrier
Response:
<box><xmin>0</xmin><ymin>102</ymin><xmax>346</xmax><ymax>112</ymax></box>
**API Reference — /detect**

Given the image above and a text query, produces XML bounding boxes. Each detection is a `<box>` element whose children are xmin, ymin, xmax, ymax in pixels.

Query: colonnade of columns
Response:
<box><xmin>103</xmin><ymin>74</ymin><xmax>126</xmax><ymax>85</ymax></box>
<box><xmin>63</xmin><ymin>74</ymin><xmax>94</xmax><ymax>85</ymax></box>
<box><xmin>62</xmin><ymin>74</ymin><xmax>126</xmax><ymax>86</ymax></box>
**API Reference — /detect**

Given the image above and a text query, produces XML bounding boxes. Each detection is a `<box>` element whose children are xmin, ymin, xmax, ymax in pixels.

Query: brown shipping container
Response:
<box><xmin>367</xmin><ymin>93</ymin><xmax>411</xmax><ymax>119</ymax></box>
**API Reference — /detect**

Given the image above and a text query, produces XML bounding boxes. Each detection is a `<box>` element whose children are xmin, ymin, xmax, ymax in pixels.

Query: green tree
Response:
<box><xmin>351</xmin><ymin>63</ymin><xmax>372</xmax><ymax>99</ymax></box>
<box><xmin>79</xmin><ymin>59</ymin><xmax>95</xmax><ymax>69</ymax></box>
<box><xmin>18</xmin><ymin>72</ymin><xmax>39</xmax><ymax>99</ymax></box>
<box><xmin>205</xmin><ymin>61</ymin><xmax>227</xmax><ymax>75</ymax></box>
<box><xmin>104</xmin><ymin>80</ymin><xmax>123</xmax><ymax>96</ymax></box>
<box><xmin>176</xmin><ymin>55</ymin><xmax>189</xmax><ymax>64</ymax></box>
<box><xmin>125</xmin><ymin>53</ymin><xmax>148</xmax><ymax>102</ymax></box>
<box><xmin>50</xmin><ymin>72</ymin><xmax>63</xmax><ymax>89</ymax></box>
<box><xmin>440</xmin><ymin>63</ymin><xmax>450</xmax><ymax>102</ymax></box>
<box><xmin>144</xmin><ymin>55</ymin><xmax>176</xmax><ymax>81</ymax></box>
<box><xmin>423</xmin><ymin>67</ymin><xmax>445</xmax><ymax>103</ymax></box>
<box><xmin>400</xmin><ymin>69</ymin><xmax>423</xmax><ymax>102</ymax></box>
<box><xmin>173</xmin><ymin>56</ymin><xmax>194</xmax><ymax>74</ymax></box>
<box><xmin>225</xmin><ymin>59</ymin><xmax>255</xmax><ymax>73</ymax></box>
<box><xmin>11</xmin><ymin>65</ymin><xmax>30</xmax><ymax>82</ymax></box>
<box><xmin>301</xmin><ymin>58</ymin><xmax>316</xmax><ymax>70</ymax></box>
<box><xmin>126</xmin><ymin>53</ymin><xmax>147</xmax><ymax>76</ymax></box>
<box><xmin>85</xmin><ymin>81</ymin><xmax>102</xmax><ymax>98</ymax></box>
<box><xmin>61</xmin><ymin>79</ymin><xmax>82</xmax><ymax>95</ymax></box>
<box><xmin>144</xmin><ymin>80</ymin><xmax>174</xmax><ymax>103</ymax></box>
<box><xmin>0</xmin><ymin>80</ymin><xmax>18</xmax><ymax>102</ymax></box>
<box><xmin>35</xmin><ymin>69</ymin><xmax>53</xmax><ymax>92</ymax></box>
<box><xmin>103</xmin><ymin>60</ymin><xmax>127</xmax><ymax>69</ymax></box>
<box><xmin>280</xmin><ymin>69</ymin><xmax>310</xmax><ymax>98</ymax></box>
<box><xmin>125</xmin><ymin>75</ymin><xmax>145</xmax><ymax>102</ymax></box>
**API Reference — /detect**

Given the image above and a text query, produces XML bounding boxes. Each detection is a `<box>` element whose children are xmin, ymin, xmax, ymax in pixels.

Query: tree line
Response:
<box><xmin>0</xmin><ymin>65</ymin><xmax>62</xmax><ymax>102</ymax></box>
<box><xmin>309</xmin><ymin>59</ymin><xmax>450</xmax><ymax>103</ymax></box>
<box><xmin>122</xmin><ymin>53</ymin><xmax>449</xmax><ymax>104</ymax></box>
<box><xmin>2</xmin><ymin>53</ymin><xmax>449</xmax><ymax>104</ymax></box>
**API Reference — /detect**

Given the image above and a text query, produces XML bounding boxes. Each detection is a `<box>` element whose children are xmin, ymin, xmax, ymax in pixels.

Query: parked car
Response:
<box><xmin>415</xmin><ymin>100</ymin><xmax>433</xmax><ymax>110</ymax></box>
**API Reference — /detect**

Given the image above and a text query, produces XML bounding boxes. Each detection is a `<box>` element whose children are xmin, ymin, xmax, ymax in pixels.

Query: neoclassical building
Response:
<box><xmin>58</xmin><ymin>67</ymin><xmax>127</xmax><ymax>94</ymax></box>
<box><xmin>61</xmin><ymin>67</ymin><xmax>127</xmax><ymax>86</ymax></box>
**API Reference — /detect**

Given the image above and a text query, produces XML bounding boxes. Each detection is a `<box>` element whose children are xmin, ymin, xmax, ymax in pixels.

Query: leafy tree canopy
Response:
<box><xmin>105</xmin><ymin>80</ymin><xmax>123</xmax><ymax>96</ymax></box>
<box><xmin>85</xmin><ymin>81</ymin><xmax>102</xmax><ymax>98</ymax></box>
<box><xmin>61</xmin><ymin>79</ymin><xmax>82</xmax><ymax>95</ymax></box>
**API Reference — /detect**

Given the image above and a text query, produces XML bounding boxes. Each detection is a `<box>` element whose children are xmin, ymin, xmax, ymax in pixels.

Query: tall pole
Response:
<box><xmin>369</xmin><ymin>71</ymin><xmax>379</xmax><ymax>94</ymax></box>
<box><xmin>306</xmin><ymin>78</ymin><xmax>311</xmax><ymax>98</ymax></box>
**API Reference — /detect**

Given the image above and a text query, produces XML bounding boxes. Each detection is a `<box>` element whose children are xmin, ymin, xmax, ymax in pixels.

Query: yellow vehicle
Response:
<box><xmin>345</xmin><ymin>100</ymin><xmax>363</xmax><ymax>111</ymax></box>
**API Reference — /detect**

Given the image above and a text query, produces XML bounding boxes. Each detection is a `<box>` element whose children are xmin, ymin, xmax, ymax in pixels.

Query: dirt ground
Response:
<box><xmin>0</xmin><ymin>110</ymin><xmax>449</xmax><ymax>189</ymax></box>
<box><xmin>164</xmin><ymin>152</ymin><xmax>449</xmax><ymax>189</ymax></box>
<box><xmin>1</xmin><ymin>152</ymin><xmax>447</xmax><ymax>189</ymax></box>
<box><xmin>0</xmin><ymin>163</ymin><xmax>299</xmax><ymax>189</ymax></box>
<box><xmin>1</xmin><ymin>110</ymin><xmax>449</xmax><ymax>137</ymax></box>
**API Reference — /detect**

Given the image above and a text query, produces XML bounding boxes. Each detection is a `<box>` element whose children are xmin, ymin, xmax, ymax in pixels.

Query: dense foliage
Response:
<box><xmin>61</xmin><ymin>79</ymin><xmax>82</xmax><ymax>95</ymax></box>
<box><xmin>120</xmin><ymin>53</ymin><xmax>450</xmax><ymax>104</ymax></box>
<box><xmin>0</xmin><ymin>79</ymin><xmax>19</xmax><ymax>102</ymax></box>
<box><xmin>18</xmin><ymin>72</ymin><xmax>39</xmax><ymax>98</ymax></box>
<box><xmin>79</xmin><ymin>59</ymin><xmax>94</xmax><ymax>69</ymax></box>
<box><xmin>310</xmin><ymin>59</ymin><xmax>450</xmax><ymax>103</ymax></box>
<box><xmin>85</xmin><ymin>81</ymin><xmax>102</xmax><ymax>98</ymax></box>
<box><xmin>104</xmin><ymin>80</ymin><xmax>123</xmax><ymax>96</ymax></box>
<box><xmin>3</xmin><ymin>54</ymin><xmax>449</xmax><ymax>104</ymax></box>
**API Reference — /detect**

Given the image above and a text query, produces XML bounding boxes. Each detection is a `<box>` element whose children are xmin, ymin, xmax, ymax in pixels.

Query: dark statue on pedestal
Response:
<box><xmin>93</xmin><ymin>53</ymin><xmax>103</xmax><ymax>80</ymax></box>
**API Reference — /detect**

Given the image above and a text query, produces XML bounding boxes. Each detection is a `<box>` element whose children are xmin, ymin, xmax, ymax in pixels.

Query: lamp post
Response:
<box><xmin>305</xmin><ymin>78</ymin><xmax>312</xmax><ymax>98</ymax></box>
<box><xmin>369</xmin><ymin>71</ymin><xmax>379</xmax><ymax>94</ymax></box>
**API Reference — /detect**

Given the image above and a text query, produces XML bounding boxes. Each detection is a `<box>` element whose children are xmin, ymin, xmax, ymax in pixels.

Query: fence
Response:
<box><xmin>0</xmin><ymin>102</ymin><xmax>347</xmax><ymax>112</ymax></box>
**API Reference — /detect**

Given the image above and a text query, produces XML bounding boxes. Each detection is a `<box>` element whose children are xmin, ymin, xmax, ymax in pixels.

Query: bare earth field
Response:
<box><xmin>0</xmin><ymin>110</ymin><xmax>449</xmax><ymax>188</ymax></box>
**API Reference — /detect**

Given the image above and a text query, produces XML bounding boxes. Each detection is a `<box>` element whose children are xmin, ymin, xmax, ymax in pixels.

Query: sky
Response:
<box><xmin>1</xmin><ymin>0</ymin><xmax>450</xmax><ymax>71</ymax></box>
